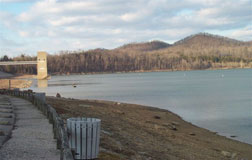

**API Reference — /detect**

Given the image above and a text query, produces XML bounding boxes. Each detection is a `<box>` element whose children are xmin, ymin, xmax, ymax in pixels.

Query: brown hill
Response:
<box><xmin>151</xmin><ymin>33</ymin><xmax>252</xmax><ymax>59</ymax></box>
<box><xmin>174</xmin><ymin>33</ymin><xmax>247</xmax><ymax>47</ymax></box>
<box><xmin>115</xmin><ymin>40</ymin><xmax>170</xmax><ymax>52</ymax></box>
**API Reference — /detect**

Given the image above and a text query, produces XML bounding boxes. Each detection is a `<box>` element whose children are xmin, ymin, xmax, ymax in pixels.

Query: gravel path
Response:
<box><xmin>0</xmin><ymin>96</ymin><xmax>60</xmax><ymax>160</ymax></box>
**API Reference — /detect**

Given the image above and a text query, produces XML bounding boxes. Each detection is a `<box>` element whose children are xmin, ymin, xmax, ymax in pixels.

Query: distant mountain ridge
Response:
<box><xmin>174</xmin><ymin>32</ymin><xmax>246</xmax><ymax>46</ymax></box>
<box><xmin>115</xmin><ymin>40</ymin><xmax>171</xmax><ymax>52</ymax></box>
<box><xmin>113</xmin><ymin>32</ymin><xmax>251</xmax><ymax>53</ymax></box>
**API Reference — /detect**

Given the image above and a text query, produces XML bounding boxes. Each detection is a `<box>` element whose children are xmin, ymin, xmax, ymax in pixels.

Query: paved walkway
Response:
<box><xmin>0</xmin><ymin>95</ymin><xmax>60</xmax><ymax>160</ymax></box>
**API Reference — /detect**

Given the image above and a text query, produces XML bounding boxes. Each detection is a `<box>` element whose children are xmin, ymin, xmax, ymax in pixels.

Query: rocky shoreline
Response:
<box><xmin>47</xmin><ymin>96</ymin><xmax>252</xmax><ymax>160</ymax></box>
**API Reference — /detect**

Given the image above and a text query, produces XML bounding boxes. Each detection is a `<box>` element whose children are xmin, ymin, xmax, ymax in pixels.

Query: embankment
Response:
<box><xmin>47</xmin><ymin>96</ymin><xmax>252</xmax><ymax>160</ymax></box>
<box><xmin>0</xmin><ymin>71</ymin><xmax>33</xmax><ymax>89</ymax></box>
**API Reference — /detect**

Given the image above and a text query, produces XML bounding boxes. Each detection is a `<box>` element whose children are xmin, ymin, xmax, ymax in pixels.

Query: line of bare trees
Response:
<box><xmin>0</xmin><ymin>34</ymin><xmax>251</xmax><ymax>75</ymax></box>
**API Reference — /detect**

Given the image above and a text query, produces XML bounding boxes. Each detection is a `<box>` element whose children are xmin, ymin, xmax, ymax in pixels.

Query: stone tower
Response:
<box><xmin>37</xmin><ymin>51</ymin><xmax>48</xmax><ymax>80</ymax></box>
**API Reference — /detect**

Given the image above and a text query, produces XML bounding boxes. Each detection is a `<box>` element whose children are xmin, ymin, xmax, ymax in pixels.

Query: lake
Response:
<box><xmin>29</xmin><ymin>69</ymin><xmax>252</xmax><ymax>144</ymax></box>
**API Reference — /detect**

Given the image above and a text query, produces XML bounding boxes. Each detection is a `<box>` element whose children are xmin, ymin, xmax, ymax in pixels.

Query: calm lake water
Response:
<box><xmin>29</xmin><ymin>69</ymin><xmax>252</xmax><ymax>144</ymax></box>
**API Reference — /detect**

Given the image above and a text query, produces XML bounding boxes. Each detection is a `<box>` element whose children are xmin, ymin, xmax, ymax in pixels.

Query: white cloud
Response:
<box><xmin>230</xmin><ymin>26</ymin><xmax>252</xmax><ymax>41</ymax></box>
<box><xmin>0</xmin><ymin>0</ymin><xmax>251</xmax><ymax>56</ymax></box>
<box><xmin>0</xmin><ymin>0</ymin><xmax>34</xmax><ymax>2</ymax></box>
<box><xmin>18</xmin><ymin>31</ymin><xmax>29</xmax><ymax>37</ymax></box>
<box><xmin>120</xmin><ymin>9</ymin><xmax>151</xmax><ymax>22</ymax></box>
<box><xmin>197</xmin><ymin>8</ymin><xmax>220</xmax><ymax>17</ymax></box>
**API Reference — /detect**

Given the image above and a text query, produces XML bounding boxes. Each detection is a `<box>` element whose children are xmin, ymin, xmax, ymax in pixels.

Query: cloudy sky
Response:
<box><xmin>0</xmin><ymin>0</ymin><xmax>251</xmax><ymax>57</ymax></box>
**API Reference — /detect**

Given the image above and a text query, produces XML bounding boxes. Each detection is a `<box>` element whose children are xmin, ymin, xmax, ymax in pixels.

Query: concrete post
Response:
<box><xmin>37</xmin><ymin>52</ymin><xmax>48</xmax><ymax>80</ymax></box>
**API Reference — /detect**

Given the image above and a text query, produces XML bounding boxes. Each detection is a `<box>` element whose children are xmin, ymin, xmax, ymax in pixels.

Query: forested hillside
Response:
<box><xmin>1</xmin><ymin>33</ymin><xmax>251</xmax><ymax>75</ymax></box>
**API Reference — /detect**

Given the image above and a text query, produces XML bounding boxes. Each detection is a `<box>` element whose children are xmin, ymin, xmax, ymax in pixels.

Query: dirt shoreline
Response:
<box><xmin>51</xmin><ymin>67</ymin><xmax>252</xmax><ymax>76</ymax></box>
<box><xmin>47</xmin><ymin>96</ymin><xmax>252</xmax><ymax>160</ymax></box>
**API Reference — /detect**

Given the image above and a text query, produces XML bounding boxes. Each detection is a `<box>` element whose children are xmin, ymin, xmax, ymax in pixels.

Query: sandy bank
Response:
<box><xmin>0</xmin><ymin>79</ymin><xmax>32</xmax><ymax>89</ymax></box>
<box><xmin>47</xmin><ymin>96</ymin><xmax>252</xmax><ymax>160</ymax></box>
<box><xmin>0</xmin><ymin>71</ymin><xmax>34</xmax><ymax>89</ymax></box>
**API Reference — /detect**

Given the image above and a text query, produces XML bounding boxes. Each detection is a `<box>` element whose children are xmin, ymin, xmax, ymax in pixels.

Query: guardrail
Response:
<box><xmin>0</xmin><ymin>89</ymin><xmax>74</xmax><ymax>160</ymax></box>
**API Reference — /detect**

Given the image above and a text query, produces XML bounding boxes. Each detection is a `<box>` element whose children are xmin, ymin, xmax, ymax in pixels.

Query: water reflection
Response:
<box><xmin>37</xmin><ymin>79</ymin><xmax>48</xmax><ymax>88</ymax></box>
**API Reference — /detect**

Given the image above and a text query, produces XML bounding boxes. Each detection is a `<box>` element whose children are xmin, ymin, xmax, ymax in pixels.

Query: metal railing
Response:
<box><xmin>0</xmin><ymin>89</ymin><xmax>74</xmax><ymax>160</ymax></box>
